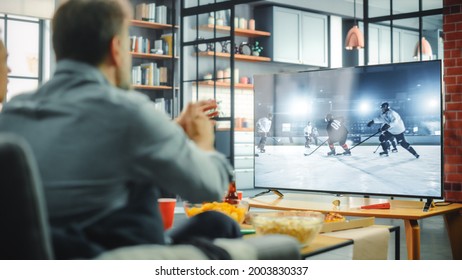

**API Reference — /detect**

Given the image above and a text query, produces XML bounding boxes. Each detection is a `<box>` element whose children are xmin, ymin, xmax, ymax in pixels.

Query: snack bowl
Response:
<box><xmin>250</xmin><ymin>210</ymin><xmax>324</xmax><ymax>246</ymax></box>
<box><xmin>183</xmin><ymin>200</ymin><xmax>249</xmax><ymax>224</ymax></box>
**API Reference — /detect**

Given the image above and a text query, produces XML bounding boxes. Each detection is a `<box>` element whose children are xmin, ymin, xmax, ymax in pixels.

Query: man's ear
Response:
<box><xmin>108</xmin><ymin>35</ymin><xmax>122</xmax><ymax>67</ymax></box>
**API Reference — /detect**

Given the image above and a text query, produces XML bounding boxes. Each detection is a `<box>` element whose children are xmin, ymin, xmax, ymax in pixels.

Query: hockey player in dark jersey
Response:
<box><xmin>325</xmin><ymin>113</ymin><xmax>351</xmax><ymax>156</ymax></box>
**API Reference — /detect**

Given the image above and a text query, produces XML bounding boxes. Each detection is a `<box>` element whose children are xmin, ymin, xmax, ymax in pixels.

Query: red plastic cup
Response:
<box><xmin>237</xmin><ymin>191</ymin><xmax>243</xmax><ymax>200</ymax></box>
<box><xmin>158</xmin><ymin>198</ymin><xmax>176</xmax><ymax>230</ymax></box>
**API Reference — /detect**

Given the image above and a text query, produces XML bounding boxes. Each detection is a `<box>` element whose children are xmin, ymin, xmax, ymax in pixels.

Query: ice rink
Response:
<box><xmin>255</xmin><ymin>143</ymin><xmax>441</xmax><ymax>198</ymax></box>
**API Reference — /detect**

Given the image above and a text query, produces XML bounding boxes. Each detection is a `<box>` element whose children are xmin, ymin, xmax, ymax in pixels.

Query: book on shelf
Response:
<box><xmin>166</xmin><ymin>98</ymin><xmax>173</xmax><ymax>118</ymax></box>
<box><xmin>130</xmin><ymin>36</ymin><xmax>151</xmax><ymax>54</ymax></box>
<box><xmin>131</xmin><ymin>65</ymin><xmax>141</xmax><ymax>85</ymax></box>
<box><xmin>132</xmin><ymin>62</ymin><xmax>163</xmax><ymax>86</ymax></box>
<box><xmin>159</xmin><ymin>67</ymin><xmax>168</xmax><ymax>85</ymax></box>
<box><xmin>135</xmin><ymin>3</ymin><xmax>156</xmax><ymax>22</ymax></box>
<box><xmin>140</xmin><ymin>62</ymin><xmax>154</xmax><ymax>86</ymax></box>
<box><xmin>160</xmin><ymin>33</ymin><xmax>174</xmax><ymax>56</ymax></box>
<box><xmin>155</xmin><ymin>5</ymin><xmax>168</xmax><ymax>24</ymax></box>
<box><xmin>153</xmin><ymin>39</ymin><xmax>164</xmax><ymax>54</ymax></box>
<box><xmin>154</xmin><ymin>97</ymin><xmax>166</xmax><ymax>113</ymax></box>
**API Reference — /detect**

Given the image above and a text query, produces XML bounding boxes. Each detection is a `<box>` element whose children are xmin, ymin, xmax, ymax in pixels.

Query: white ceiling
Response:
<box><xmin>0</xmin><ymin>0</ymin><xmax>55</xmax><ymax>19</ymax></box>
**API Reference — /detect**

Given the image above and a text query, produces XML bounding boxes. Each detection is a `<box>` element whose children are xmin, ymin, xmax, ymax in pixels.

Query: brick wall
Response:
<box><xmin>443</xmin><ymin>0</ymin><xmax>462</xmax><ymax>202</ymax></box>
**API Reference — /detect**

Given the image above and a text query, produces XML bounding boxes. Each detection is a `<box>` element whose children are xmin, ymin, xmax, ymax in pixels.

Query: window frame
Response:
<box><xmin>1</xmin><ymin>14</ymin><xmax>45</xmax><ymax>98</ymax></box>
<box><xmin>363</xmin><ymin>0</ymin><xmax>443</xmax><ymax>63</ymax></box>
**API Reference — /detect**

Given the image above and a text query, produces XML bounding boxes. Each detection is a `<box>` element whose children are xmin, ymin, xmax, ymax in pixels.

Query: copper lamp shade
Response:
<box><xmin>345</xmin><ymin>25</ymin><xmax>364</xmax><ymax>50</ymax></box>
<box><xmin>414</xmin><ymin>37</ymin><xmax>433</xmax><ymax>59</ymax></box>
<box><xmin>345</xmin><ymin>0</ymin><xmax>364</xmax><ymax>50</ymax></box>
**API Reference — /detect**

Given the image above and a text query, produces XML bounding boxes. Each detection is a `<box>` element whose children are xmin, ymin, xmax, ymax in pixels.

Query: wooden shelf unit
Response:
<box><xmin>129</xmin><ymin>16</ymin><xmax>177</xmax><ymax>90</ymax></box>
<box><xmin>194</xmin><ymin>81</ymin><xmax>254</xmax><ymax>89</ymax></box>
<box><xmin>198</xmin><ymin>24</ymin><xmax>271</xmax><ymax>38</ymax></box>
<box><xmin>196</xmin><ymin>51</ymin><xmax>271</xmax><ymax>62</ymax></box>
<box><xmin>132</xmin><ymin>85</ymin><xmax>172</xmax><ymax>91</ymax></box>
<box><xmin>130</xmin><ymin>19</ymin><xmax>178</xmax><ymax>30</ymax></box>
<box><xmin>130</xmin><ymin>52</ymin><xmax>176</xmax><ymax>60</ymax></box>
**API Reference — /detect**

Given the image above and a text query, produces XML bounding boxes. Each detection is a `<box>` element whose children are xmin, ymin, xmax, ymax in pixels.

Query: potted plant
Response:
<box><xmin>252</xmin><ymin>41</ymin><xmax>263</xmax><ymax>56</ymax></box>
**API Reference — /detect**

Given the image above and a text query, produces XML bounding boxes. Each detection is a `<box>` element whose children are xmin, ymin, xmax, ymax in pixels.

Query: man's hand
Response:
<box><xmin>176</xmin><ymin>100</ymin><xmax>217</xmax><ymax>151</ymax></box>
<box><xmin>176</xmin><ymin>100</ymin><xmax>218</xmax><ymax>128</ymax></box>
<box><xmin>379</xmin><ymin>123</ymin><xmax>390</xmax><ymax>132</ymax></box>
<box><xmin>367</xmin><ymin>120</ymin><xmax>374</xmax><ymax>127</ymax></box>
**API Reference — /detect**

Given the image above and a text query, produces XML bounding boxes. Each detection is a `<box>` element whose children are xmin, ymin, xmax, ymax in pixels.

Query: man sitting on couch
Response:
<box><xmin>0</xmin><ymin>0</ymin><xmax>241</xmax><ymax>259</ymax></box>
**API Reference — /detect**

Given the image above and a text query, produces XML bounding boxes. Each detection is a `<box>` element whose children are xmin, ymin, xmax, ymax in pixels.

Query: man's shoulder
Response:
<box><xmin>109</xmin><ymin>87</ymin><xmax>149</xmax><ymax>105</ymax></box>
<box><xmin>82</xmin><ymin>84</ymin><xmax>151</xmax><ymax>112</ymax></box>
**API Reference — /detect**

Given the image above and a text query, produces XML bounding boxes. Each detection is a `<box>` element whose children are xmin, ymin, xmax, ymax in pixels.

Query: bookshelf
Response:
<box><xmin>194</xmin><ymin>81</ymin><xmax>254</xmax><ymax>90</ymax></box>
<box><xmin>196</xmin><ymin>51</ymin><xmax>271</xmax><ymax>62</ymax></box>
<box><xmin>133</xmin><ymin>85</ymin><xmax>173</xmax><ymax>90</ymax></box>
<box><xmin>198</xmin><ymin>24</ymin><xmax>271</xmax><ymax>38</ymax></box>
<box><xmin>130</xmin><ymin>19</ymin><xmax>178</xmax><ymax>30</ymax></box>
<box><xmin>180</xmin><ymin>3</ymin><xmax>274</xmax><ymax>190</ymax></box>
<box><xmin>129</xmin><ymin>0</ymin><xmax>178</xmax><ymax>117</ymax></box>
<box><xmin>130</xmin><ymin>52</ymin><xmax>175</xmax><ymax>60</ymax></box>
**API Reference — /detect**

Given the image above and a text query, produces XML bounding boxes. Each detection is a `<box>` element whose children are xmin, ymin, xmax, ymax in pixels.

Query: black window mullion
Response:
<box><xmin>38</xmin><ymin>19</ymin><xmax>44</xmax><ymax>84</ymax></box>
<box><xmin>5</xmin><ymin>14</ymin><xmax>43</xmax><ymax>84</ymax></box>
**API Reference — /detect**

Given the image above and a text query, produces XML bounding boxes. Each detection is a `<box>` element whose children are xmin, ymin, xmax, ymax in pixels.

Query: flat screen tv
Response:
<box><xmin>253</xmin><ymin>60</ymin><xmax>443</xmax><ymax>199</ymax></box>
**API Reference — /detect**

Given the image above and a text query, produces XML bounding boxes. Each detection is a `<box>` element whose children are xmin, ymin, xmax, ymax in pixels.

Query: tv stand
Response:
<box><xmin>246</xmin><ymin>192</ymin><xmax>462</xmax><ymax>260</ymax></box>
<box><xmin>423</xmin><ymin>198</ymin><xmax>434</xmax><ymax>212</ymax></box>
<box><xmin>251</xmin><ymin>189</ymin><xmax>284</xmax><ymax>199</ymax></box>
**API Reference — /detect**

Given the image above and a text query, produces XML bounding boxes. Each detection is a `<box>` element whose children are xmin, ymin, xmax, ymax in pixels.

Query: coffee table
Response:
<box><xmin>246</xmin><ymin>193</ymin><xmax>462</xmax><ymax>260</ymax></box>
<box><xmin>243</xmin><ymin>221</ymin><xmax>400</xmax><ymax>259</ymax></box>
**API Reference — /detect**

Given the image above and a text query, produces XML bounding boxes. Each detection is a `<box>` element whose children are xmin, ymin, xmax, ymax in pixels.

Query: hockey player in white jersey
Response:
<box><xmin>256</xmin><ymin>113</ymin><xmax>273</xmax><ymax>153</ymax></box>
<box><xmin>367</xmin><ymin>102</ymin><xmax>419</xmax><ymax>158</ymax></box>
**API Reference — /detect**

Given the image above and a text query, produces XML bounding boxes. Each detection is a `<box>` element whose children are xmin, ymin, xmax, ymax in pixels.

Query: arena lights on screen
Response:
<box><xmin>358</xmin><ymin>101</ymin><xmax>372</xmax><ymax>115</ymax></box>
<box><xmin>291</xmin><ymin>98</ymin><xmax>312</xmax><ymax>116</ymax></box>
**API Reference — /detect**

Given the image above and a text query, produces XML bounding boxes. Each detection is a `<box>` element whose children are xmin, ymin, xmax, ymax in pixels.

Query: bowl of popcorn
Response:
<box><xmin>183</xmin><ymin>200</ymin><xmax>249</xmax><ymax>224</ymax></box>
<box><xmin>250</xmin><ymin>210</ymin><xmax>324</xmax><ymax>246</ymax></box>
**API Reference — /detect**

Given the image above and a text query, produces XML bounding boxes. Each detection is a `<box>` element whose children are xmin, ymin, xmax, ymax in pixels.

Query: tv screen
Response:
<box><xmin>254</xmin><ymin>60</ymin><xmax>442</xmax><ymax>199</ymax></box>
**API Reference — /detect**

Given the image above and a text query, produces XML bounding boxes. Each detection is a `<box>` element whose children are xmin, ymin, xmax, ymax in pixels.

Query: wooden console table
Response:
<box><xmin>246</xmin><ymin>193</ymin><xmax>462</xmax><ymax>260</ymax></box>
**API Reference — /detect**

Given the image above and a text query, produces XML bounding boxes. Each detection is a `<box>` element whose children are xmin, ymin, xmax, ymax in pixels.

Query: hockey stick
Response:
<box><xmin>304</xmin><ymin>138</ymin><xmax>328</xmax><ymax>156</ymax></box>
<box><xmin>373</xmin><ymin>143</ymin><xmax>381</xmax><ymax>153</ymax></box>
<box><xmin>349</xmin><ymin>130</ymin><xmax>381</xmax><ymax>151</ymax></box>
<box><xmin>271</xmin><ymin>137</ymin><xmax>281</xmax><ymax>143</ymax></box>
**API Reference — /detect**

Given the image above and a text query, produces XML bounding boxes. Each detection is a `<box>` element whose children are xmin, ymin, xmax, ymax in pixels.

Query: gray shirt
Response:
<box><xmin>0</xmin><ymin>60</ymin><xmax>233</xmax><ymax>228</ymax></box>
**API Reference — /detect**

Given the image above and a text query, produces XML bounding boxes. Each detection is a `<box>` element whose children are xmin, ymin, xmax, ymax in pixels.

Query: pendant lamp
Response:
<box><xmin>345</xmin><ymin>0</ymin><xmax>364</xmax><ymax>50</ymax></box>
<box><xmin>413</xmin><ymin>37</ymin><xmax>433</xmax><ymax>60</ymax></box>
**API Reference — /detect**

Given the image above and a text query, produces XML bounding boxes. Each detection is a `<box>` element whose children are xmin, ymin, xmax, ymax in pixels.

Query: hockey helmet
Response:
<box><xmin>325</xmin><ymin>113</ymin><xmax>333</xmax><ymax>122</ymax></box>
<box><xmin>381</xmin><ymin>102</ymin><xmax>389</xmax><ymax>109</ymax></box>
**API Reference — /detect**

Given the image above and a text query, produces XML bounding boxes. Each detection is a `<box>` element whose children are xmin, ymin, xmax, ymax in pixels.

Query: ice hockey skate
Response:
<box><xmin>327</xmin><ymin>150</ymin><xmax>336</xmax><ymax>156</ymax></box>
<box><xmin>392</xmin><ymin>148</ymin><xmax>398</xmax><ymax>153</ymax></box>
<box><xmin>335</xmin><ymin>150</ymin><xmax>352</xmax><ymax>156</ymax></box>
<box><xmin>379</xmin><ymin>151</ymin><xmax>389</xmax><ymax>157</ymax></box>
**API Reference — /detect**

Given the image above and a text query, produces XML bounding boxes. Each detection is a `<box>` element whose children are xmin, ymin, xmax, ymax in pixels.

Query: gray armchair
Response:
<box><xmin>0</xmin><ymin>133</ymin><xmax>54</xmax><ymax>259</ymax></box>
<box><xmin>0</xmin><ymin>133</ymin><xmax>300</xmax><ymax>260</ymax></box>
